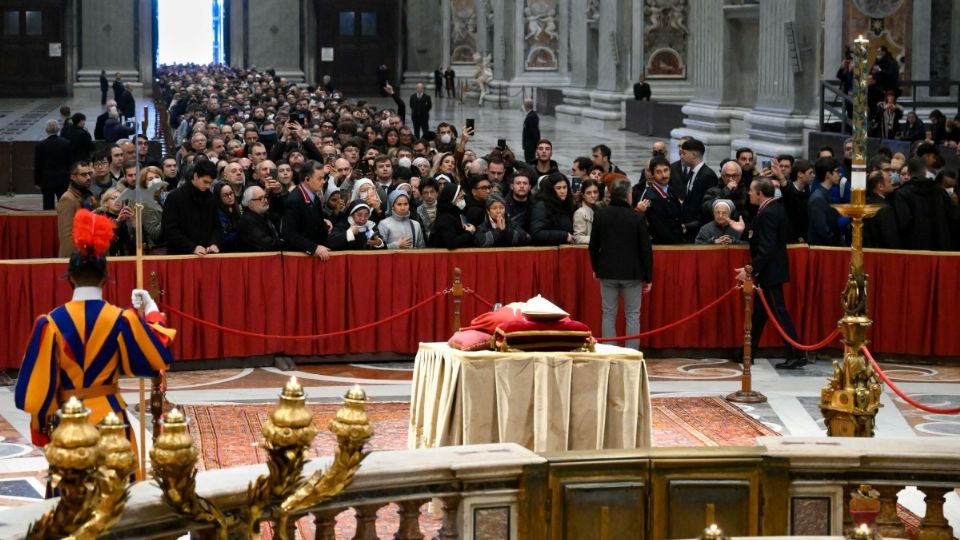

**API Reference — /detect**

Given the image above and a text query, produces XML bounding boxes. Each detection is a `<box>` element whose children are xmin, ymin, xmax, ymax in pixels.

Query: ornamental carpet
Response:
<box><xmin>178</xmin><ymin>396</ymin><xmax>785</xmax><ymax>539</ymax></box>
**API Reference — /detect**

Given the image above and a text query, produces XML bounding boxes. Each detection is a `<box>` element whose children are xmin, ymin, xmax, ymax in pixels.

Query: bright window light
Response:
<box><xmin>157</xmin><ymin>0</ymin><xmax>215</xmax><ymax>65</ymax></box>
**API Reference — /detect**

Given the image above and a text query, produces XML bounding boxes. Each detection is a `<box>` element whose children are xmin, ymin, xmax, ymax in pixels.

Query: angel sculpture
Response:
<box><xmin>473</xmin><ymin>52</ymin><xmax>493</xmax><ymax>106</ymax></box>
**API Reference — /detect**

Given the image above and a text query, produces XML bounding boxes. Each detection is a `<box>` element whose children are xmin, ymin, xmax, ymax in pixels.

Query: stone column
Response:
<box><xmin>911</xmin><ymin>0</ymin><xmax>931</xmax><ymax>100</ymax></box>
<box><xmin>581</xmin><ymin>0</ymin><xmax>631</xmax><ymax>130</ymax></box>
<box><xmin>245</xmin><ymin>0</ymin><xmax>304</xmax><ymax>81</ymax></box>
<box><xmin>226</xmin><ymin>0</ymin><xmax>245</xmax><ymax>68</ymax></box>
<box><xmin>732</xmin><ymin>0</ymin><xmax>816</xmax><ymax>160</ymax></box>
<box><xmin>76</xmin><ymin>0</ymin><xmax>139</xmax><ymax>82</ymax></box>
<box><xmin>670</xmin><ymin>0</ymin><xmax>730</xmax><ymax>163</ymax></box>
<box><xmin>554</xmin><ymin>0</ymin><xmax>593</xmax><ymax>124</ymax></box>
<box><xmin>403</xmin><ymin>0</ymin><xmax>443</xmax><ymax>89</ymax></box>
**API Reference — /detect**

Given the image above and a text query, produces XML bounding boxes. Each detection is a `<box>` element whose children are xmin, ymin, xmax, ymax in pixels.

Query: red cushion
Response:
<box><xmin>460</xmin><ymin>305</ymin><xmax>526</xmax><ymax>333</ymax></box>
<box><xmin>493</xmin><ymin>319</ymin><xmax>594</xmax><ymax>352</ymax></box>
<box><xmin>448</xmin><ymin>329</ymin><xmax>493</xmax><ymax>351</ymax></box>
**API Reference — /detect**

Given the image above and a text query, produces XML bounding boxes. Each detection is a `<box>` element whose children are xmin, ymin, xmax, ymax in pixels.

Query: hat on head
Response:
<box><xmin>434</xmin><ymin>172</ymin><xmax>453</xmax><ymax>185</ymax></box>
<box><xmin>712</xmin><ymin>199</ymin><xmax>734</xmax><ymax>212</ymax></box>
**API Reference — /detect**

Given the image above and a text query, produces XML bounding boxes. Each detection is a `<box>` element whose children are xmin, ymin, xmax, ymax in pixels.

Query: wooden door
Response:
<box><xmin>316</xmin><ymin>0</ymin><xmax>398</xmax><ymax>95</ymax></box>
<box><xmin>0</xmin><ymin>2</ymin><xmax>65</xmax><ymax>97</ymax></box>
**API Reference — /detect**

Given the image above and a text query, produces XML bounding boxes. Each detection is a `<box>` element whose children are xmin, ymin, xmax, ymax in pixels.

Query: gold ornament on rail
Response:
<box><xmin>276</xmin><ymin>384</ymin><xmax>374</xmax><ymax>539</ymax></box>
<box><xmin>242</xmin><ymin>376</ymin><xmax>318</xmax><ymax>538</ymax></box>
<box><xmin>27</xmin><ymin>399</ymin><xmax>135</xmax><ymax>540</ymax></box>
<box><xmin>150</xmin><ymin>407</ymin><xmax>232</xmax><ymax>540</ymax></box>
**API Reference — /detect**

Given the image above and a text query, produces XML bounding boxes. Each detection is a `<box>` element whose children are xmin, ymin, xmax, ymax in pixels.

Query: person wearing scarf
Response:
<box><xmin>430</xmin><ymin>182</ymin><xmax>475</xmax><ymax>249</ymax></box>
<box><xmin>328</xmin><ymin>199</ymin><xmax>386</xmax><ymax>250</ymax></box>
<box><xmin>474</xmin><ymin>193</ymin><xmax>531</xmax><ymax>247</ymax></box>
<box><xmin>349</xmin><ymin>178</ymin><xmax>385</xmax><ymax>220</ymax></box>
<box><xmin>530</xmin><ymin>171</ymin><xmax>575</xmax><ymax>245</ymax></box>
<box><xmin>379</xmin><ymin>189</ymin><xmax>425</xmax><ymax>249</ymax></box>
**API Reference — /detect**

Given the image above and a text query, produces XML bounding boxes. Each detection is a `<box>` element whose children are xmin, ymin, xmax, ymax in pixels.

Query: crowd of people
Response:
<box><xmin>37</xmin><ymin>64</ymin><xmax>960</xmax><ymax>264</ymax></box>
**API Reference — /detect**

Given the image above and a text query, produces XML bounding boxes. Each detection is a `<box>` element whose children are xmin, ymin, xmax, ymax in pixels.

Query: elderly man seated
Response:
<box><xmin>695</xmin><ymin>199</ymin><xmax>744</xmax><ymax>245</ymax></box>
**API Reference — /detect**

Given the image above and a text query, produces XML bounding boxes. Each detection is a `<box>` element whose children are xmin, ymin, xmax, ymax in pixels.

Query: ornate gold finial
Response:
<box><xmin>276</xmin><ymin>386</ymin><xmax>374</xmax><ymax>539</ymax></box>
<box><xmin>27</xmin><ymin>399</ymin><xmax>103</xmax><ymax>539</ymax></box>
<box><xmin>97</xmin><ymin>413</ymin><xmax>134</xmax><ymax>478</ymax></box>
<box><xmin>151</xmin><ymin>408</ymin><xmax>231</xmax><ymax>540</ymax></box>
<box><xmin>242</xmin><ymin>377</ymin><xmax>319</xmax><ymax>537</ymax></box>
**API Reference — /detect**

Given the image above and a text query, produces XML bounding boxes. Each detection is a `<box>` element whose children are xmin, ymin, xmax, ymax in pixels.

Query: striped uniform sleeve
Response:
<box><xmin>14</xmin><ymin>316</ymin><xmax>59</xmax><ymax>446</ymax></box>
<box><xmin>116</xmin><ymin>308</ymin><xmax>175</xmax><ymax>377</ymax></box>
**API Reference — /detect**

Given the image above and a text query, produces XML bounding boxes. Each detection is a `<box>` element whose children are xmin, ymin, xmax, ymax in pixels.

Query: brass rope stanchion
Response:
<box><xmin>451</xmin><ymin>267</ymin><xmax>465</xmax><ymax>332</ymax></box>
<box><xmin>727</xmin><ymin>265</ymin><xmax>767</xmax><ymax>404</ymax></box>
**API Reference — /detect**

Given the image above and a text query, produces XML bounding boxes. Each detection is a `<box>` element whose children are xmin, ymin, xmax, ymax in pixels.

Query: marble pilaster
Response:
<box><xmin>670</xmin><ymin>0</ymin><xmax>730</xmax><ymax>163</ymax></box>
<box><xmin>74</xmin><ymin>0</ymin><xmax>152</xmax><ymax>99</ymax></box>
<box><xmin>401</xmin><ymin>0</ymin><xmax>443</xmax><ymax>90</ymax></box>
<box><xmin>554</xmin><ymin>0</ymin><xmax>592</xmax><ymax>124</ymax></box>
<box><xmin>245</xmin><ymin>0</ymin><xmax>303</xmax><ymax>80</ymax></box>
<box><xmin>911</xmin><ymin>0</ymin><xmax>931</xmax><ymax>100</ymax></box>
<box><xmin>731</xmin><ymin>0</ymin><xmax>817</xmax><ymax>160</ymax></box>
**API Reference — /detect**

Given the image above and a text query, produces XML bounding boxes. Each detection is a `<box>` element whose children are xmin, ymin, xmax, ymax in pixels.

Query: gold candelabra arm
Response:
<box><xmin>61</xmin><ymin>412</ymin><xmax>137</xmax><ymax>540</ymax></box>
<box><xmin>150</xmin><ymin>408</ymin><xmax>232</xmax><ymax>540</ymax></box>
<box><xmin>242</xmin><ymin>377</ymin><xmax>318</xmax><ymax>538</ymax></box>
<box><xmin>275</xmin><ymin>385</ymin><xmax>374</xmax><ymax>540</ymax></box>
<box><xmin>26</xmin><ymin>398</ymin><xmax>103</xmax><ymax>540</ymax></box>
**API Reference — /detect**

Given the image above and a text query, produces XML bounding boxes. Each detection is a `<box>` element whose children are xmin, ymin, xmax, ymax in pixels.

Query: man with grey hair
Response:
<box><xmin>588</xmin><ymin>178</ymin><xmax>654</xmax><ymax>350</ymax></box>
<box><xmin>522</xmin><ymin>98</ymin><xmax>540</xmax><ymax>163</ymax></box>
<box><xmin>238</xmin><ymin>185</ymin><xmax>282</xmax><ymax>252</ymax></box>
<box><xmin>35</xmin><ymin>120</ymin><xmax>73</xmax><ymax>209</ymax></box>
<box><xmin>701</xmin><ymin>160</ymin><xmax>749</xmax><ymax>223</ymax></box>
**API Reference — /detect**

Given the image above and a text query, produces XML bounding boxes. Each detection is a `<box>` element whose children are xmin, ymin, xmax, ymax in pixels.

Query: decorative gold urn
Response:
<box><xmin>151</xmin><ymin>408</ymin><xmax>231</xmax><ymax>540</ymax></box>
<box><xmin>243</xmin><ymin>376</ymin><xmax>318</xmax><ymax>537</ymax></box>
<box><xmin>26</xmin><ymin>397</ymin><xmax>102</xmax><ymax>540</ymax></box>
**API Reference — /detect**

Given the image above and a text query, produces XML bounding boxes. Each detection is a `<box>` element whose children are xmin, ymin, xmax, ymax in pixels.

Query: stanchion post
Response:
<box><xmin>451</xmin><ymin>267</ymin><xmax>464</xmax><ymax>332</ymax></box>
<box><xmin>727</xmin><ymin>265</ymin><xmax>767</xmax><ymax>404</ymax></box>
<box><xmin>148</xmin><ymin>271</ymin><xmax>168</xmax><ymax>440</ymax></box>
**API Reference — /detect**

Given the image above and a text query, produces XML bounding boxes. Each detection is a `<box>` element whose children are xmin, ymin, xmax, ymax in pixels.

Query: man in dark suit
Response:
<box><xmin>160</xmin><ymin>159</ymin><xmax>222</xmax><ymax>255</ymax></box>
<box><xmin>633</xmin><ymin>77</ymin><xmax>651</xmax><ymax>100</ymax></box>
<box><xmin>589</xmin><ymin>178</ymin><xmax>654</xmax><ymax>350</ymax></box>
<box><xmin>61</xmin><ymin>113</ymin><xmax>95</xmax><ymax>164</ymax></box>
<box><xmin>640</xmin><ymin>155</ymin><xmax>684</xmax><ymax>244</ymax></box>
<box><xmin>522</xmin><ymin>99</ymin><xmax>540</xmax><ymax>164</ymax></box>
<box><xmin>93</xmin><ymin>100</ymin><xmax>115</xmax><ymax>141</ymax></box>
<box><xmin>668</xmin><ymin>135</ymin><xmax>691</xmax><ymax>199</ymax></box>
<box><xmin>678</xmin><ymin>138</ymin><xmax>718</xmax><ymax>242</ymax></box>
<box><xmin>117</xmin><ymin>83</ymin><xmax>136</xmax><ymax>121</ymax></box>
<box><xmin>34</xmin><ymin>120</ymin><xmax>73</xmax><ymax>209</ymax></box>
<box><xmin>409</xmin><ymin>83</ymin><xmax>432</xmax><ymax>139</ymax></box>
<box><xmin>735</xmin><ymin>177</ymin><xmax>806</xmax><ymax>369</ymax></box>
<box><xmin>281</xmin><ymin>160</ymin><xmax>332</xmax><ymax>260</ymax></box>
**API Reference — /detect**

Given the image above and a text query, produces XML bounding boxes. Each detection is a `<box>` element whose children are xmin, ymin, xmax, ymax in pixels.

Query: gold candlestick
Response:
<box><xmin>819</xmin><ymin>34</ymin><xmax>884</xmax><ymax>437</ymax></box>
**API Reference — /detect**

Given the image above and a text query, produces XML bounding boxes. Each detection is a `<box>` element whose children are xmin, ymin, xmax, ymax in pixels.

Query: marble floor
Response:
<box><xmin>0</xmin><ymin>354</ymin><xmax>958</xmax><ymax>533</ymax></box>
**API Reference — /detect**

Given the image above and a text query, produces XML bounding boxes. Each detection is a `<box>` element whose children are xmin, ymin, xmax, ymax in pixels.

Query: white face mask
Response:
<box><xmin>440</xmin><ymin>134</ymin><xmax>452</xmax><ymax>145</ymax></box>
<box><xmin>455</xmin><ymin>199</ymin><xmax>466</xmax><ymax>210</ymax></box>
<box><xmin>398</xmin><ymin>157</ymin><xmax>412</xmax><ymax>169</ymax></box>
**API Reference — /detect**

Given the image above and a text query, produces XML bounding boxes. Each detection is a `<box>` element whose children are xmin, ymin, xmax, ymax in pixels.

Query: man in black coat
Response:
<box><xmin>238</xmin><ymin>186</ymin><xmax>283</xmax><ymax>252</ymax></box>
<box><xmin>93</xmin><ymin>100</ymin><xmax>115</xmax><ymax>141</ymax></box>
<box><xmin>522</xmin><ymin>99</ymin><xmax>540</xmax><ymax>164</ymax></box>
<box><xmin>117</xmin><ymin>83</ymin><xmax>136</xmax><ymax>121</ymax></box>
<box><xmin>280</xmin><ymin>160</ymin><xmax>332</xmax><ymax>260</ymax></box>
<box><xmin>892</xmin><ymin>158</ymin><xmax>957</xmax><ymax>251</ymax></box>
<box><xmin>160</xmin><ymin>159</ymin><xmax>222</xmax><ymax>255</ymax></box>
<box><xmin>589</xmin><ymin>178</ymin><xmax>654</xmax><ymax>350</ymax></box>
<box><xmin>735</xmin><ymin>177</ymin><xmax>806</xmax><ymax>369</ymax></box>
<box><xmin>679</xmin><ymin>138</ymin><xmax>718</xmax><ymax>242</ymax></box>
<box><xmin>668</xmin><ymin>135</ymin><xmax>691</xmax><ymax>198</ymax></box>
<box><xmin>409</xmin><ymin>83</ymin><xmax>432</xmax><ymax>139</ymax></box>
<box><xmin>61</xmin><ymin>113</ymin><xmax>95</xmax><ymax>164</ymax></box>
<box><xmin>641</xmin><ymin>156</ymin><xmax>684</xmax><ymax>244</ymax></box>
<box><xmin>863</xmin><ymin>170</ymin><xmax>899</xmax><ymax>249</ymax></box>
<box><xmin>34</xmin><ymin>120</ymin><xmax>73</xmax><ymax>209</ymax></box>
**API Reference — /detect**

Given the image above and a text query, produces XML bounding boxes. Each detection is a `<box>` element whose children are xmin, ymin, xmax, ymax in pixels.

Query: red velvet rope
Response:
<box><xmin>467</xmin><ymin>290</ymin><xmax>496</xmax><ymax>309</ymax></box>
<box><xmin>596</xmin><ymin>285</ymin><xmax>739</xmax><ymax>342</ymax></box>
<box><xmin>159</xmin><ymin>290</ymin><xmax>446</xmax><ymax>340</ymax></box>
<box><xmin>863</xmin><ymin>345</ymin><xmax>960</xmax><ymax>414</ymax></box>
<box><xmin>0</xmin><ymin>204</ymin><xmax>32</xmax><ymax>212</ymax></box>
<box><xmin>755</xmin><ymin>288</ymin><xmax>842</xmax><ymax>351</ymax></box>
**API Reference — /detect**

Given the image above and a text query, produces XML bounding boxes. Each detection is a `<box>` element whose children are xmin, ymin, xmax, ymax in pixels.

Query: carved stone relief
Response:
<box><xmin>644</xmin><ymin>0</ymin><xmax>688</xmax><ymax>79</ymax></box>
<box><xmin>451</xmin><ymin>0</ymin><xmax>478</xmax><ymax>65</ymax></box>
<box><xmin>524</xmin><ymin>0</ymin><xmax>559</xmax><ymax>70</ymax></box>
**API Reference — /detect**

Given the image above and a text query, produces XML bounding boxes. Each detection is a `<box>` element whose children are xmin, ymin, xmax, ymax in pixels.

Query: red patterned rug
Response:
<box><xmin>177</xmin><ymin>396</ymin><xmax>781</xmax><ymax>539</ymax></box>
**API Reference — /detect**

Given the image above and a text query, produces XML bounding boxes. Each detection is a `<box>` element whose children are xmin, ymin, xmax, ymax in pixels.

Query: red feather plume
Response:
<box><xmin>72</xmin><ymin>209</ymin><xmax>116</xmax><ymax>257</ymax></box>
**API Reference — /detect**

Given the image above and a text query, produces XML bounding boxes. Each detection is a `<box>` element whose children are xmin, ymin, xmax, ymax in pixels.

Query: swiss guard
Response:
<box><xmin>14</xmin><ymin>209</ymin><xmax>175</xmax><ymax>480</ymax></box>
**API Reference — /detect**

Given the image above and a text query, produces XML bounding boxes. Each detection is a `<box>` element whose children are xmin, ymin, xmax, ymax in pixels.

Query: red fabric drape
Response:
<box><xmin>2</xmin><ymin>246</ymin><xmax>958</xmax><ymax>369</ymax></box>
<box><xmin>0</xmin><ymin>212</ymin><xmax>59</xmax><ymax>259</ymax></box>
